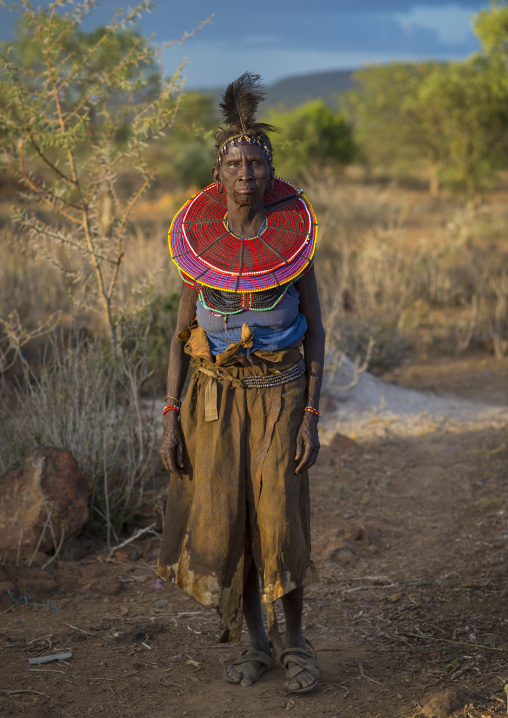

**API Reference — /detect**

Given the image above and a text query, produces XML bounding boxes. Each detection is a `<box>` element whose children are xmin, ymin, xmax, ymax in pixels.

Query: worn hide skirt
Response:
<box><xmin>157</xmin><ymin>327</ymin><xmax>318</xmax><ymax>643</ymax></box>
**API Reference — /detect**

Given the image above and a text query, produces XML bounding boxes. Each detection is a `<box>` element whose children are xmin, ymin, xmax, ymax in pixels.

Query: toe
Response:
<box><xmin>288</xmin><ymin>667</ymin><xmax>315</xmax><ymax>691</ymax></box>
<box><xmin>225</xmin><ymin>665</ymin><xmax>242</xmax><ymax>683</ymax></box>
<box><xmin>240</xmin><ymin>675</ymin><xmax>254</xmax><ymax>687</ymax></box>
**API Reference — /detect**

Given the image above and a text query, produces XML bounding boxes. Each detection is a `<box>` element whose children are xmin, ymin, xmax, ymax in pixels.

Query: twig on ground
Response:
<box><xmin>347</xmin><ymin>582</ymin><xmax>396</xmax><ymax>592</ymax></box>
<box><xmin>28</xmin><ymin>669</ymin><xmax>65</xmax><ymax>674</ymax></box>
<box><xmin>358</xmin><ymin>661</ymin><xmax>386</xmax><ymax>687</ymax></box>
<box><xmin>107</xmin><ymin>524</ymin><xmax>155</xmax><ymax>558</ymax></box>
<box><xmin>63</xmin><ymin>676</ymin><xmax>115</xmax><ymax>681</ymax></box>
<box><xmin>64</xmin><ymin>623</ymin><xmax>93</xmax><ymax>636</ymax></box>
<box><xmin>402</xmin><ymin>632</ymin><xmax>508</xmax><ymax>651</ymax></box>
<box><xmin>0</xmin><ymin>689</ymin><xmax>49</xmax><ymax>696</ymax></box>
<box><xmin>26</xmin><ymin>633</ymin><xmax>55</xmax><ymax>647</ymax></box>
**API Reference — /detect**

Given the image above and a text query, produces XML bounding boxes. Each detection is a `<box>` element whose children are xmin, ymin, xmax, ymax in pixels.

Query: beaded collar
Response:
<box><xmin>169</xmin><ymin>177</ymin><xmax>318</xmax><ymax>294</ymax></box>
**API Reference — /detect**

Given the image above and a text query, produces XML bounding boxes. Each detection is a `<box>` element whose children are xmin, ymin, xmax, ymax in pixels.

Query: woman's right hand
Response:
<box><xmin>159</xmin><ymin>412</ymin><xmax>185</xmax><ymax>476</ymax></box>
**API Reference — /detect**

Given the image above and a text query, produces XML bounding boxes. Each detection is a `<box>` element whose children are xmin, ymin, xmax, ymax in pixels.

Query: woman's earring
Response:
<box><xmin>217</xmin><ymin>181</ymin><xmax>223</xmax><ymax>193</ymax></box>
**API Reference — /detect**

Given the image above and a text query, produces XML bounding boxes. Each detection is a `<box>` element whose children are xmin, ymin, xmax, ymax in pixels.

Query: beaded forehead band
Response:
<box><xmin>217</xmin><ymin>133</ymin><xmax>272</xmax><ymax>166</ymax></box>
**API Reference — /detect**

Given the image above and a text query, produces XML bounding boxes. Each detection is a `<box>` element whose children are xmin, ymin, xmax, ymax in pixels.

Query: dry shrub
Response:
<box><xmin>0</xmin><ymin>222</ymin><xmax>181</xmax><ymax>347</ymax></box>
<box><xmin>0</xmin><ymin>328</ymin><xmax>158</xmax><ymax>545</ymax></box>
<box><xmin>308</xmin><ymin>176</ymin><xmax>508</xmax><ymax>370</ymax></box>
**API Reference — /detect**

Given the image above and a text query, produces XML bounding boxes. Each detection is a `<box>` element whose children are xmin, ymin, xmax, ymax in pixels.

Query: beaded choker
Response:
<box><xmin>198</xmin><ymin>284</ymin><xmax>291</xmax><ymax>317</ymax></box>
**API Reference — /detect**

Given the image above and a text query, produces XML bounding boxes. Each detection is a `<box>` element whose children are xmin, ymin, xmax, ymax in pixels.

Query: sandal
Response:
<box><xmin>223</xmin><ymin>641</ymin><xmax>275</xmax><ymax>686</ymax></box>
<box><xmin>280</xmin><ymin>638</ymin><xmax>319</xmax><ymax>694</ymax></box>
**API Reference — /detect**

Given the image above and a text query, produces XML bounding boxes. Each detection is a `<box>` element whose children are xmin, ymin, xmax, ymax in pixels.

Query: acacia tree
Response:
<box><xmin>345</xmin><ymin>1</ymin><xmax>508</xmax><ymax>199</ymax></box>
<box><xmin>0</xmin><ymin>0</ymin><xmax>210</xmax><ymax>346</ymax></box>
<box><xmin>342</xmin><ymin>62</ymin><xmax>439</xmax><ymax>187</ymax></box>
<box><xmin>405</xmin><ymin>56</ymin><xmax>508</xmax><ymax>198</ymax></box>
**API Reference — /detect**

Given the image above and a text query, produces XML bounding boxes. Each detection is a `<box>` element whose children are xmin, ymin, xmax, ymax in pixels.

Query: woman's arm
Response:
<box><xmin>159</xmin><ymin>282</ymin><xmax>198</xmax><ymax>476</ymax></box>
<box><xmin>294</xmin><ymin>265</ymin><xmax>326</xmax><ymax>474</ymax></box>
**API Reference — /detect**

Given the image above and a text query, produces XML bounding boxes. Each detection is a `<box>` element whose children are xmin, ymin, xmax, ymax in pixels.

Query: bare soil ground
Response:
<box><xmin>1</xmin><ymin>355</ymin><xmax>507</xmax><ymax>718</ymax></box>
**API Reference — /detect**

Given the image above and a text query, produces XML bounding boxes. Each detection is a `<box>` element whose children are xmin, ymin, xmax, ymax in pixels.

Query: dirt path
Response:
<box><xmin>1</xmin><ymin>357</ymin><xmax>507</xmax><ymax>718</ymax></box>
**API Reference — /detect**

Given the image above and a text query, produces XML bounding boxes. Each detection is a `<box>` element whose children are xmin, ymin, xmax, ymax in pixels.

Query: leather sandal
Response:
<box><xmin>223</xmin><ymin>641</ymin><xmax>275</xmax><ymax>685</ymax></box>
<box><xmin>280</xmin><ymin>638</ymin><xmax>319</xmax><ymax>694</ymax></box>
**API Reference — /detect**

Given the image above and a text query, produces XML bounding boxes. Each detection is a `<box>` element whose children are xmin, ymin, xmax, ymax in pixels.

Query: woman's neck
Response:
<box><xmin>225</xmin><ymin>201</ymin><xmax>265</xmax><ymax>239</ymax></box>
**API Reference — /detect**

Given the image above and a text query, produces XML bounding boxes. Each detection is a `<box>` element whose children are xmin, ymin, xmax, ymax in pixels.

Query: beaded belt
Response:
<box><xmin>197</xmin><ymin>356</ymin><xmax>306</xmax><ymax>421</ymax></box>
<box><xmin>240</xmin><ymin>356</ymin><xmax>306</xmax><ymax>388</ymax></box>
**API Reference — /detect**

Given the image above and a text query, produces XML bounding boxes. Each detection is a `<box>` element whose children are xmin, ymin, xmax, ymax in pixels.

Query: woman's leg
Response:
<box><xmin>223</xmin><ymin>561</ymin><xmax>271</xmax><ymax>686</ymax></box>
<box><xmin>281</xmin><ymin>587</ymin><xmax>319</xmax><ymax>691</ymax></box>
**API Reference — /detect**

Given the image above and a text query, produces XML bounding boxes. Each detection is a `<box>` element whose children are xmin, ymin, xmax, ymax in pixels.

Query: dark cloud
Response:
<box><xmin>0</xmin><ymin>0</ymin><xmax>489</xmax><ymax>87</ymax></box>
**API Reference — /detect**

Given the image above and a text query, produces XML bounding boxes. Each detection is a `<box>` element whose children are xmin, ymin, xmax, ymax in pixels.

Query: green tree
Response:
<box><xmin>0</xmin><ymin>0</ymin><xmax>210</xmax><ymax>345</ymax></box>
<box><xmin>345</xmin><ymin>43</ymin><xmax>508</xmax><ymax>198</ymax></box>
<box><xmin>474</xmin><ymin>0</ymin><xmax>508</xmax><ymax>55</ymax></box>
<box><xmin>343</xmin><ymin>62</ymin><xmax>439</xmax><ymax>186</ymax></box>
<box><xmin>406</xmin><ymin>56</ymin><xmax>508</xmax><ymax>198</ymax></box>
<box><xmin>265</xmin><ymin>100</ymin><xmax>357</xmax><ymax>179</ymax></box>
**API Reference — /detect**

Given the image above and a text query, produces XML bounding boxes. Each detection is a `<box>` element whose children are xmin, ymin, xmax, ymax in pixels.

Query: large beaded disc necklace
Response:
<box><xmin>168</xmin><ymin>177</ymin><xmax>318</xmax><ymax>316</ymax></box>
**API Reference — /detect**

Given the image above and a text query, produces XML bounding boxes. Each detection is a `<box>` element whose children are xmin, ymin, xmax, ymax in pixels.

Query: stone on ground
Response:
<box><xmin>420</xmin><ymin>688</ymin><xmax>468</xmax><ymax>717</ymax></box>
<box><xmin>0</xmin><ymin>446</ymin><xmax>89</xmax><ymax>559</ymax></box>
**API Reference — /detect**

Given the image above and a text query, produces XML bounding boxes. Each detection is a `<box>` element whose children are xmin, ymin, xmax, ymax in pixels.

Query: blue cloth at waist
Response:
<box><xmin>204</xmin><ymin>312</ymin><xmax>307</xmax><ymax>355</ymax></box>
<box><xmin>195</xmin><ymin>285</ymin><xmax>307</xmax><ymax>355</ymax></box>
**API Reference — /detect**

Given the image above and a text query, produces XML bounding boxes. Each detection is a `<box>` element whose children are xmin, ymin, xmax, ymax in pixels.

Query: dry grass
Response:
<box><xmin>1</xmin><ymin>176</ymin><xmax>507</xmax><ymax>538</ymax></box>
<box><xmin>0</xmin><ymin>329</ymin><xmax>158</xmax><ymax>543</ymax></box>
<box><xmin>1</xmin><ymin>176</ymin><xmax>507</xmax><ymax>371</ymax></box>
<box><xmin>2</xmin><ymin>176</ymin><xmax>508</xmax><ymax>371</ymax></box>
<box><xmin>306</xmin><ymin>175</ymin><xmax>508</xmax><ymax>369</ymax></box>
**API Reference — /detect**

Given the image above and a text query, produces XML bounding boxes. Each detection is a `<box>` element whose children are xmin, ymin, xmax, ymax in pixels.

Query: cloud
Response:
<box><xmin>394</xmin><ymin>4</ymin><xmax>477</xmax><ymax>45</ymax></box>
<box><xmin>0</xmin><ymin>0</ymin><xmax>488</xmax><ymax>89</ymax></box>
<box><xmin>163</xmin><ymin>37</ymin><xmax>479</xmax><ymax>89</ymax></box>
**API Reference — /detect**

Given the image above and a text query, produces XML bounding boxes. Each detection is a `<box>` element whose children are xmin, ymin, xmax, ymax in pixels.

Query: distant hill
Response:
<box><xmin>201</xmin><ymin>69</ymin><xmax>358</xmax><ymax>112</ymax></box>
<box><xmin>264</xmin><ymin>69</ymin><xmax>357</xmax><ymax>109</ymax></box>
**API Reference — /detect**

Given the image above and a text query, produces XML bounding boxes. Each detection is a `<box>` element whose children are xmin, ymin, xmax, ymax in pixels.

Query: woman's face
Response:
<box><xmin>212</xmin><ymin>143</ymin><xmax>273</xmax><ymax>207</ymax></box>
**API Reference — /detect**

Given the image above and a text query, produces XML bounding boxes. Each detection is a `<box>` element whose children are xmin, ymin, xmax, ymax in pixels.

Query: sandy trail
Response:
<box><xmin>1</xmin><ymin>356</ymin><xmax>507</xmax><ymax>718</ymax></box>
<box><xmin>320</xmin><ymin>356</ymin><xmax>508</xmax><ymax>442</ymax></box>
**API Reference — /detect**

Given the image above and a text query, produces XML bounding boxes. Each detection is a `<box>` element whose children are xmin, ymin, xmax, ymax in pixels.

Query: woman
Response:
<box><xmin>158</xmin><ymin>73</ymin><xmax>325</xmax><ymax>694</ymax></box>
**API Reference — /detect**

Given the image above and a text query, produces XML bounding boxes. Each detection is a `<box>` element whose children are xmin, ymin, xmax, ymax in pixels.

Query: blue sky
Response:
<box><xmin>0</xmin><ymin>1</ymin><xmax>491</xmax><ymax>88</ymax></box>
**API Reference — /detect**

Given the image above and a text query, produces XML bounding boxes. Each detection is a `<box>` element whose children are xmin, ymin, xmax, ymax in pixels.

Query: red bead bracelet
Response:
<box><xmin>163</xmin><ymin>405</ymin><xmax>180</xmax><ymax>417</ymax></box>
<box><xmin>304</xmin><ymin>406</ymin><xmax>320</xmax><ymax>417</ymax></box>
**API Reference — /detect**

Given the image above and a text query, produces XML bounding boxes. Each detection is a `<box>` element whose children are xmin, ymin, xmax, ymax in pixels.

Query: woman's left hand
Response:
<box><xmin>295</xmin><ymin>413</ymin><xmax>320</xmax><ymax>474</ymax></box>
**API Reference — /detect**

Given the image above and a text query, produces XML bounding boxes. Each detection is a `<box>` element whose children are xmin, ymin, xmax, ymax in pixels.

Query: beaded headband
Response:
<box><xmin>217</xmin><ymin>133</ymin><xmax>273</xmax><ymax>167</ymax></box>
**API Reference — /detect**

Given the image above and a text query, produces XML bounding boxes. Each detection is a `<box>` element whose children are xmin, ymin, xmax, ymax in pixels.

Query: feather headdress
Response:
<box><xmin>215</xmin><ymin>72</ymin><xmax>281</xmax><ymax>165</ymax></box>
<box><xmin>218</xmin><ymin>72</ymin><xmax>280</xmax><ymax>137</ymax></box>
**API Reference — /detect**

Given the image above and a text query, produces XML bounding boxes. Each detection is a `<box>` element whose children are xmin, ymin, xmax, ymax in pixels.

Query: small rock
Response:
<box><xmin>325</xmin><ymin>536</ymin><xmax>366</xmax><ymax>565</ymax></box>
<box><xmin>420</xmin><ymin>688</ymin><xmax>467</xmax><ymax>718</ymax></box>
<box><xmin>92</xmin><ymin>576</ymin><xmax>122</xmax><ymax>595</ymax></box>
<box><xmin>328</xmin><ymin>546</ymin><xmax>357</xmax><ymax>566</ymax></box>
<box><xmin>2</xmin><ymin>565</ymin><xmax>58</xmax><ymax>598</ymax></box>
<box><xmin>329</xmin><ymin>432</ymin><xmax>357</xmax><ymax>450</ymax></box>
<box><xmin>388</xmin><ymin>593</ymin><xmax>402</xmax><ymax>603</ymax></box>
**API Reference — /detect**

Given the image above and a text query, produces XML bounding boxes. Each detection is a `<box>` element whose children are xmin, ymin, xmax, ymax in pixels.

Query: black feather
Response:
<box><xmin>218</xmin><ymin>72</ymin><xmax>281</xmax><ymax>136</ymax></box>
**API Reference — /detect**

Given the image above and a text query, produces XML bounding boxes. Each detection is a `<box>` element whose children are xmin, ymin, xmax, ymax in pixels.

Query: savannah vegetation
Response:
<box><xmin>1</xmin><ymin>0</ymin><xmax>507</xmax><ymax>539</ymax></box>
